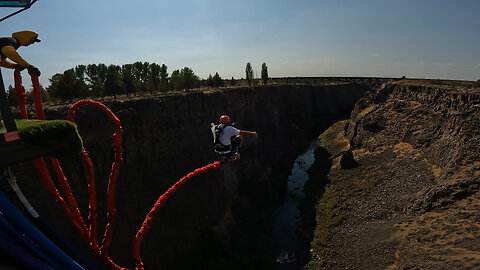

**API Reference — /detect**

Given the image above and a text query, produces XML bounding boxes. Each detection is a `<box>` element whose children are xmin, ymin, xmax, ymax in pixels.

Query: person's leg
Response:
<box><xmin>237</xmin><ymin>135</ymin><xmax>244</xmax><ymax>148</ymax></box>
<box><xmin>229</xmin><ymin>136</ymin><xmax>242</xmax><ymax>160</ymax></box>
<box><xmin>231</xmin><ymin>136</ymin><xmax>242</xmax><ymax>153</ymax></box>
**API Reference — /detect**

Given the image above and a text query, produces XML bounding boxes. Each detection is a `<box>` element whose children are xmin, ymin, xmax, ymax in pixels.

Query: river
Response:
<box><xmin>272</xmin><ymin>140</ymin><xmax>319</xmax><ymax>269</ymax></box>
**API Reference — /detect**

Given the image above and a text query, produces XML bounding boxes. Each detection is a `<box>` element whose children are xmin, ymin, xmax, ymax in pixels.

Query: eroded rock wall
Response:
<box><xmin>311</xmin><ymin>80</ymin><xmax>480</xmax><ymax>269</ymax></box>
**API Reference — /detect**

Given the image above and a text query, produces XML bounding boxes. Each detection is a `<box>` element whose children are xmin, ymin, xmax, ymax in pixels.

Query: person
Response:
<box><xmin>211</xmin><ymin>115</ymin><xmax>258</xmax><ymax>161</ymax></box>
<box><xmin>0</xmin><ymin>30</ymin><xmax>41</xmax><ymax>76</ymax></box>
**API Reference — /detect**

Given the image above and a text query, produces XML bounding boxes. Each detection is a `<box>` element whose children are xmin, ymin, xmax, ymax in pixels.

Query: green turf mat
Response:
<box><xmin>1</xmin><ymin>119</ymin><xmax>83</xmax><ymax>156</ymax></box>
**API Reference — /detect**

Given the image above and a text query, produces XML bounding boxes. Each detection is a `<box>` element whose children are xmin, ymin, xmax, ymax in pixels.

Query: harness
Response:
<box><xmin>213</xmin><ymin>124</ymin><xmax>231</xmax><ymax>154</ymax></box>
<box><xmin>213</xmin><ymin>123</ymin><xmax>242</xmax><ymax>157</ymax></box>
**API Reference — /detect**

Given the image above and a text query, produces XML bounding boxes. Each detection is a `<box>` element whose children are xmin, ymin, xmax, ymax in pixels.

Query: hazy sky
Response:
<box><xmin>1</xmin><ymin>0</ymin><xmax>479</xmax><ymax>87</ymax></box>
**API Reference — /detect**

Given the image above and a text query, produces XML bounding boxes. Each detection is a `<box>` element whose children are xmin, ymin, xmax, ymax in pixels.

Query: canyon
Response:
<box><xmin>5</xmin><ymin>78</ymin><xmax>477</xmax><ymax>269</ymax></box>
<box><xmin>2</xmin><ymin>82</ymin><xmax>369</xmax><ymax>269</ymax></box>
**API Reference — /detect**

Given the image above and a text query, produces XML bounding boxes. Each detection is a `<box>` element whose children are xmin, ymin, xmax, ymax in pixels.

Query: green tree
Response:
<box><xmin>169</xmin><ymin>67</ymin><xmax>199</xmax><ymax>90</ymax></box>
<box><xmin>245</xmin><ymin>62</ymin><xmax>253</xmax><ymax>87</ymax></box>
<box><xmin>74</xmin><ymin>65</ymin><xmax>86</xmax><ymax>81</ymax></box>
<box><xmin>141</xmin><ymin>62</ymin><xmax>151</xmax><ymax>91</ymax></box>
<box><xmin>132</xmin><ymin>61</ymin><xmax>144</xmax><ymax>92</ymax></box>
<box><xmin>149</xmin><ymin>63</ymin><xmax>161</xmax><ymax>92</ymax></box>
<box><xmin>159</xmin><ymin>64</ymin><xmax>169</xmax><ymax>91</ymax></box>
<box><xmin>121</xmin><ymin>64</ymin><xmax>135</xmax><ymax>96</ymax></box>
<box><xmin>26</xmin><ymin>84</ymin><xmax>51</xmax><ymax>105</ymax></box>
<box><xmin>85</xmin><ymin>64</ymin><xmax>98</xmax><ymax>85</ymax></box>
<box><xmin>170</xmin><ymin>69</ymin><xmax>180</xmax><ymax>90</ymax></box>
<box><xmin>180</xmin><ymin>67</ymin><xmax>199</xmax><ymax>90</ymax></box>
<box><xmin>212</xmin><ymin>72</ymin><xmax>223</xmax><ymax>88</ymax></box>
<box><xmin>46</xmin><ymin>69</ymin><xmax>88</xmax><ymax>101</ymax></box>
<box><xmin>206</xmin><ymin>74</ymin><xmax>214</xmax><ymax>87</ymax></box>
<box><xmin>85</xmin><ymin>64</ymin><xmax>107</xmax><ymax>97</ymax></box>
<box><xmin>261</xmin><ymin>63</ymin><xmax>268</xmax><ymax>85</ymax></box>
<box><xmin>105</xmin><ymin>65</ymin><xmax>123</xmax><ymax>99</ymax></box>
<box><xmin>7</xmin><ymin>85</ymin><xmax>17</xmax><ymax>106</ymax></box>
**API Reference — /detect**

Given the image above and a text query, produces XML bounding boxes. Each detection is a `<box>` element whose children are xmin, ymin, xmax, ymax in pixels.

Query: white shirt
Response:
<box><xmin>211</xmin><ymin>125</ymin><xmax>240</xmax><ymax>146</ymax></box>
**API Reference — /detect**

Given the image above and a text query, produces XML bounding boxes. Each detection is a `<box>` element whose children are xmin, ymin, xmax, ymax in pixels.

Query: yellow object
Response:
<box><xmin>0</xmin><ymin>30</ymin><xmax>40</xmax><ymax>69</ymax></box>
<box><xmin>1</xmin><ymin>46</ymin><xmax>31</xmax><ymax>68</ymax></box>
<box><xmin>12</xmin><ymin>30</ymin><xmax>40</xmax><ymax>46</ymax></box>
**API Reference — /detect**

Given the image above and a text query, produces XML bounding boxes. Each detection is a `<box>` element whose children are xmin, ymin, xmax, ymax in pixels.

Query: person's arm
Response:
<box><xmin>0</xmin><ymin>57</ymin><xmax>18</xmax><ymax>69</ymax></box>
<box><xmin>1</xmin><ymin>46</ymin><xmax>32</xmax><ymax>68</ymax></box>
<box><xmin>240</xmin><ymin>130</ymin><xmax>259</xmax><ymax>138</ymax></box>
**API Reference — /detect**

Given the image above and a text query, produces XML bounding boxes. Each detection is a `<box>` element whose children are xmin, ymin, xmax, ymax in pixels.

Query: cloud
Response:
<box><xmin>474</xmin><ymin>64</ymin><xmax>480</xmax><ymax>69</ymax></box>
<box><xmin>370</xmin><ymin>53</ymin><xmax>381</xmax><ymax>57</ymax></box>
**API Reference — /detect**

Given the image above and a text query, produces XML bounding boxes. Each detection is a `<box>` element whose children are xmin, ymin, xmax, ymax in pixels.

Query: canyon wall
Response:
<box><xmin>4</xmin><ymin>83</ymin><xmax>369</xmax><ymax>269</ymax></box>
<box><xmin>306</xmin><ymin>80</ymin><xmax>480</xmax><ymax>269</ymax></box>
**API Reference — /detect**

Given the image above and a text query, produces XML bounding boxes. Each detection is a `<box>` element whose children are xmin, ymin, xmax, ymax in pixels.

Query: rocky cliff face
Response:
<box><xmin>4</xmin><ymin>84</ymin><xmax>368</xmax><ymax>269</ymax></box>
<box><xmin>308</xmin><ymin>80</ymin><xmax>480</xmax><ymax>269</ymax></box>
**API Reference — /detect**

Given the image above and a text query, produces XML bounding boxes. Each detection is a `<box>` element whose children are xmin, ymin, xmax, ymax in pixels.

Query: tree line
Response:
<box><xmin>45</xmin><ymin>62</ymin><xmax>220</xmax><ymax>100</ymax></box>
<box><xmin>6</xmin><ymin>61</ymin><xmax>269</xmax><ymax>104</ymax></box>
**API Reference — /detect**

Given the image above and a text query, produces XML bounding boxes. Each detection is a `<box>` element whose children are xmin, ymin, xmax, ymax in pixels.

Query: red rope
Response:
<box><xmin>79</xmin><ymin>149</ymin><xmax>99</xmax><ymax>252</ymax></box>
<box><xmin>13</xmin><ymin>69</ymin><xmax>27</xmax><ymax>119</ymax></box>
<box><xmin>21</xmin><ymin>70</ymin><xmax>125</xmax><ymax>268</ymax></box>
<box><xmin>28</xmin><ymin>69</ymin><xmax>46</xmax><ymax>120</ymax></box>
<box><xmin>131</xmin><ymin>161</ymin><xmax>222</xmax><ymax>270</ymax></box>
<box><xmin>14</xmin><ymin>70</ymin><xmax>89</xmax><ymax>239</ymax></box>
<box><xmin>67</xmin><ymin>99</ymin><xmax>124</xmax><ymax>269</ymax></box>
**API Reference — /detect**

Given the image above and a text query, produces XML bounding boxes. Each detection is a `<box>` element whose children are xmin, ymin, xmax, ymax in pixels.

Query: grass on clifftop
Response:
<box><xmin>318</xmin><ymin>120</ymin><xmax>349</xmax><ymax>153</ymax></box>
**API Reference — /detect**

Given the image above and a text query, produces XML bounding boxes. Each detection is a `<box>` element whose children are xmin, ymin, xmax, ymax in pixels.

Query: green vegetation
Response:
<box><xmin>245</xmin><ymin>62</ymin><xmax>253</xmax><ymax>87</ymax></box>
<box><xmin>303</xmin><ymin>121</ymin><xmax>350</xmax><ymax>268</ymax></box>
<box><xmin>7</xmin><ymin>84</ymin><xmax>52</xmax><ymax>106</ymax></box>
<box><xmin>206</xmin><ymin>72</ymin><xmax>224</xmax><ymax>88</ymax></box>
<box><xmin>318</xmin><ymin>120</ymin><xmax>348</xmax><ymax>150</ymax></box>
<box><xmin>1</xmin><ymin>119</ymin><xmax>83</xmax><ymax>156</ymax></box>
<box><xmin>40</xmin><ymin>62</ymin><xmax>234</xmax><ymax>102</ymax></box>
<box><xmin>310</xmin><ymin>186</ymin><xmax>343</xmax><ymax>251</ymax></box>
<box><xmin>303</xmin><ymin>146</ymin><xmax>344</xmax><ymax>268</ymax></box>
<box><xmin>261</xmin><ymin>62</ymin><xmax>268</xmax><ymax>85</ymax></box>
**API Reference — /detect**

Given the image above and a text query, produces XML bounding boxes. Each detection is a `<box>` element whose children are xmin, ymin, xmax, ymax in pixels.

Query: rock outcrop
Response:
<box><xmin>309</xmin><ymin>80</ymin><xmax>480</xmax><ymax>269</ymax></box>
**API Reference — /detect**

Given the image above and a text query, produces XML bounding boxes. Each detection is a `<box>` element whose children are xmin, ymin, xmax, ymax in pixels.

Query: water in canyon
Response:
<box><xmin>272</xmin><ymin>140</ymin><xmax>319</xmax><ymax>269</ymax></box>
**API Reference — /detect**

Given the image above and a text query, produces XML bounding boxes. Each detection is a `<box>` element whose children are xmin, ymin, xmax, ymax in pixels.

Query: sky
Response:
<box><xmin>1</xmin><ymin>0</ymin><xmax>480</xmax><ymax>88</ymax></box>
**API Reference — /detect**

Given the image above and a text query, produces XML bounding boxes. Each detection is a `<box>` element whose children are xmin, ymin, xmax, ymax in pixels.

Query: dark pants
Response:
<box><xmin>230</xmin><ymin>136</ymin><xmax>241</xmax><ymax>153</ymax></box>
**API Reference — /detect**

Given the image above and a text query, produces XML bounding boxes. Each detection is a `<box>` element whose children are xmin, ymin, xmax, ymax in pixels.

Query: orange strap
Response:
<box><xmin>4</xmin><ymin>131</ymin><xmax>20</xmax><ymax>142</ymax></box>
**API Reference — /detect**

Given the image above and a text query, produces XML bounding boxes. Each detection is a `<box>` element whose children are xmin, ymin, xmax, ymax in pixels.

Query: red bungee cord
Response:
<box><xmin>15</xmin><ymin>70</ymin><xmax>126</xmax><ymax>269</ymax></box>
<box><xmin>67</xmin><ymin>99</ymin><xmax>124</xmax><ymax>268</ymax></box>
<box><xmin>15</xmin><ymin>69</ymin><xmax>89</xmax><ymax>239</ymax></box>
<box><xmin>131</xmin><ymin>161</ymin><xmax>221</xmax><ymax>270</ymax></box>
